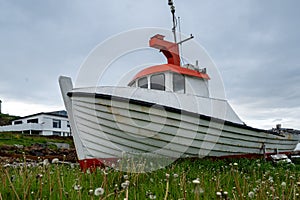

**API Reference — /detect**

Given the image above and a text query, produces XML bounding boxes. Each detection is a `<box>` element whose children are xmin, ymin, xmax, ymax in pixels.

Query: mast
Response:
<box><xmin>168</xmin><ymin>0</ymin><xmax>177</xmax><ymax>43</ymax></box>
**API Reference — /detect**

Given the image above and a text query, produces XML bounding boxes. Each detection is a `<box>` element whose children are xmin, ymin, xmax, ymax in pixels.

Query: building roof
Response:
<box><xmin>14</xmin><ymin>110</ymin><xmax>68</xmax><ymax>121</ymax></box>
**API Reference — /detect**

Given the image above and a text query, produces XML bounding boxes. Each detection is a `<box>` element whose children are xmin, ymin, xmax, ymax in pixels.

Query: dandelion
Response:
<box><xmin>165</xmin><ymin>173</ymin><xmax>170</xmax><ymax>180</ymax></box>
<box><xmin>248</xmin><ymin>191</ymin><xmax>255</xmax><ymax>198</ymax></box>
<box><xmin>94</xmin><ymin>187</ymin><xmax>104</xmax><ymax>196</ymax></box>
<box><xmin>36</xmin><ymin>174</ymin><xmax>43</xmax><ymax>179</ymax></box>
<box><xmin>149</xmin><ymin>194</ymin><xmax>157</xmax><ymax>199</ymax></box>
<box><xmin>121</xmin><ymin>180</ymin><xmax>130</xmax><ymax>189</ymax></box>
<box><xmin>43</xmin><ymin>159</ymin><xmax>49</xmax><ymax>167</ymax></box>
<box><xmin>268</xmin><ymin>176</ymin><xmax>274</xmax><ymax>183</ymax></box>
<box><xmin>216</xmin><ymin>191</ymin><xmax>222</xmax><ymax>197</ymax></box>
<box><xmin>281</xmin><ymin>182</ymin><xmax>286</xmax><ymax>188</ymax></box>
<box><xmin>88</xmin><ymin>189</ymin><xmax>93</xmax><ymax>195</ymax></box>
<box><xmin>233</xmin><ymin>162</ymin><xmax>238</xmax><ymax>166</ymax></box>
<box><xmin>173</xmin><ymin>173</ymin><xmax>179</xmax><ymax>178</ymax></box>
<box><xmin>52</xmin><ymin>158</ymin><xmax>59</xmax><ymax>164</ymax></box>
<box><xmin>3</xmin><ymin>163</ymin><xmax>10</xmax><ymax>168</ymax></box>
<box><xmin>192</xmin><ymin>178</ymin><xmax>200</xmax><ymax>184</ymax></box>
<box><xmin>123</xmin><ymin>174</ymin><xmax>128</xmax><ymax>180</ymax></box>
<box><xmin>74</xmin><ymin>184</ymin><xmax>82</xmax><ymax>191</ymax></box>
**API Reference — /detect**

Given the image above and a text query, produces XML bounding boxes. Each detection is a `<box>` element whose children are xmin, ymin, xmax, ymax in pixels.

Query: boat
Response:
<box><xmin>59</xmin><ymin>1</ymin><xmax>299</xmax><ymax>171</ymax></box>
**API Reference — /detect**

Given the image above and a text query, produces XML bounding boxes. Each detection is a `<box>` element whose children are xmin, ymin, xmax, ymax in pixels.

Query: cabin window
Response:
<box><xmin>173</xmin><ymin>73</ymin><xmax>185</xmax><ymax>93</ymax></box>
<box><xmin>138</xmin><ymin>77</ymin><xmax>148</xmax><ymax>89</ymax></box>
<box><xmin>150</xmin><ymin>73</ymin><xmax>165</xmax><ymax>91</ymax></box>
<box><xmin>14</xmin><ymin>120</ymin><xmax>22</xmax><ymax>125</ymax></box>
<box><xmin>129</xmin><ymin>81</ymin><xmax>136</xmax><ymax>87</ymax></box>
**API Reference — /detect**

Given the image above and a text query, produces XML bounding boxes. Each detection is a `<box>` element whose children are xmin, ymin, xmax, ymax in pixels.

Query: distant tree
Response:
<box><xmin>0</xmin><ymin>114</ymin><xmax>19</xmax><ymax>126</ymax></box>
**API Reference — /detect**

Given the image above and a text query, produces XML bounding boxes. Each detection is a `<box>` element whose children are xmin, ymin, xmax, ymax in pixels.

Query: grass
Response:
<box><xmin>0</xmin><ymin>132</ymin><xmax>74</xmax><ymax>148</ymax></box>
<box><xmin>1</xmin><ymin>157</ymin><xmax>300</xmax><ymax>199</ymax></box>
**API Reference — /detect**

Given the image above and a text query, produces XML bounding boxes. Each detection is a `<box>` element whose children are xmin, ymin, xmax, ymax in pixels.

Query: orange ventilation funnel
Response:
<box><xmin>149</xmin><ymin>34</ymin><xmax>181</xmax><ymax>66</ymax></box>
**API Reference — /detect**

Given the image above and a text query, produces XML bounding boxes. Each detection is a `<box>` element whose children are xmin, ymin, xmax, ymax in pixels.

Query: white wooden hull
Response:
<box><xmin>59</xmin><ymin>77</ymin><xmax>299</xmax><ymax>169</ymax></box>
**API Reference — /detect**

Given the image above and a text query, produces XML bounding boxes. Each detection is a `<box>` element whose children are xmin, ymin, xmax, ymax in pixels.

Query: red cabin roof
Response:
<box><xmin>132</xmin><ymin>64</ymin><xmax>210</xmax><ymax>81</ymax></box>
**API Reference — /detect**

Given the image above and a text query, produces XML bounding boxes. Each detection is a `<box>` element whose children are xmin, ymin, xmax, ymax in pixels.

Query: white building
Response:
<box><xmin>0</xmin><ymin>110</ymin><xmax>71</xmax><ymax>136</ymax></box>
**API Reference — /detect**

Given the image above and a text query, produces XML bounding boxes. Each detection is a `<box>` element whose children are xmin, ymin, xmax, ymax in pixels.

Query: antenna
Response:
<box><xmin>168</xmin><ymin>0</ymin><xmax>177</xmax><ymax>43</ymax></box>
<box><xmin>178</xmin><ymin>16</ymin><xmax>183</xmax><ymax>65</ymax></box>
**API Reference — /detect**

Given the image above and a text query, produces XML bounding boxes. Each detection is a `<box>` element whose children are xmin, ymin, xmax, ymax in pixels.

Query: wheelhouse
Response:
<box><xmin>128</xmin><ymin>34</ymin><xmax>210</xmax><ymax>97</ymax></box>
<box><xmin>129</xmin><ymin>64</ymin><xmax>210</xmax><ymax>97</ymax></box>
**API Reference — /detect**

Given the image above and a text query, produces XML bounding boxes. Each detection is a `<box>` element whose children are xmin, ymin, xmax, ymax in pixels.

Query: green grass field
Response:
<box><xmin>0</xmin><ymin>132</ymin><xmax>74</xmax><ymax>148</ymax></box>
<box><xmin>1</xmin><ymin>157</ymin><xmax>299</xmax><ymax>200</ymax></box>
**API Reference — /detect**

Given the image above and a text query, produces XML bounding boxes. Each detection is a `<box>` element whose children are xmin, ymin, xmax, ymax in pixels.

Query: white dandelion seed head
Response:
<box><xmin>165</xmin><ymin>173</ymin><xmax>170</xmax><ymax>179</ymax></box>
<box><xmin>281</xmin><ymin>182</ymin><xmax>286</xmax><ymax>188</ymax></box>
<box><xmin>88</xmin><ymin>189</ymin><xmax>93</xmax><ymax>195</ymax></box>
<box><xmin>3</xmin><ymin>164</ymin><xmax>10</xmax><ymax>168</ymax></box>
<box><xmin>74</xmin><ymin>184</ymin><xmax>82</xmax><ymax>191</ymax></box>
<box><xmin>216</xmin><ymin>191</ymin><xmax>222</xmax><ymax>196</ymax></box>
<box><xmin>173</xmin><ymin>173</ymin><xmax>179</xmax><ymax>178</ymax></box>
<box><xmin>94</xmin><ymin>187</ymin><xmax>104</xmax><ymax>196</ymax></box>
<box><xmin>51</xmin><ymin>158</ymin><xmax>59</xmax><ymax>164</ymax></box>
<box><xmin>149</xmin><ymin>194</ymin><xmax>156</xmax><ymax>199</ymax></box>
<box><xmin>43</xmin><ymin>159</ymin><xmax>49</xmax><ymax>166</ymax></box>
<box><xmin>192</xmin><ymin>178</ymin><xmax>200</xmax><ymax>184</ymax></box>
<box><xmin>248</xmin><ymin>191</ymin><xmax>255</xmax><ymax>198</ymax></box>
<box><xmin>36</xmin><ymin>174</ymin><xmax>43</xmax><ymax>179</ymax></box>
<box><xmin>121</xmin><ymin>181</ymin><xmax>130</xmax><ymax>189</ymax></box>
<box><xmin>233</xmin><ymin>162</ymin><xmax>238</xmax><ymax>166</ymax></box>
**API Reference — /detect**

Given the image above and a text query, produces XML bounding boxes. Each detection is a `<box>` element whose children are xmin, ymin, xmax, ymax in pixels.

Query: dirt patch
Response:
<box><xmin>0</xmin><ymin>143</ymin><xmax>77</xmax><ymax>163</ymax></box>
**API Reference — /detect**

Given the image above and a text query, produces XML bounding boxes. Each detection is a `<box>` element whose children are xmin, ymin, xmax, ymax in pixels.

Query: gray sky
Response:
<box><xmin>0</xmin><ymin>0</ymin><xmax>299</xmax><ymax>130</ymax></box>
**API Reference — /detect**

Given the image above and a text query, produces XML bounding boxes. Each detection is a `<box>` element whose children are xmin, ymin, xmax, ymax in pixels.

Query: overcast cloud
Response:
<box><xmin>0</xmin><ymin>0</ymin><xmax>299</xmax><ymax>130</ymax></box>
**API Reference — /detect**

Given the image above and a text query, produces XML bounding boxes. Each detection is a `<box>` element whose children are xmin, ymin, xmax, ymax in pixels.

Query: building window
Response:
<box><xmin>53</xmin><ymin>131</ymin><xmax>61</xmax><ymax>136</ymax></box>
<box><xmin>53</xmin><ymin>119</ymin><xmax>61</xmax><ymax>128</ymax></box>
<box><xmin>14</xmin><ymin>120</ymin><xmax>22</xmax><ymax>125</ymax></box>
<box><xmin>150</xmin><ymin>73</ymin><xmax>165</xmax><ymax>91</ymax></box>
<box><xmin>138</xmin><ymin>77</ymin><xmax>148</xmax><ymax>89</ymax></box>
<box><xmin>173</xmin><ymin>73</ymin><xmax>185</xmax><ymax>93</ymax></box>
<box><xmin>27</xmin><ymin>118</ymin><xmax>38</xmax><ymax>123</ymax></box>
